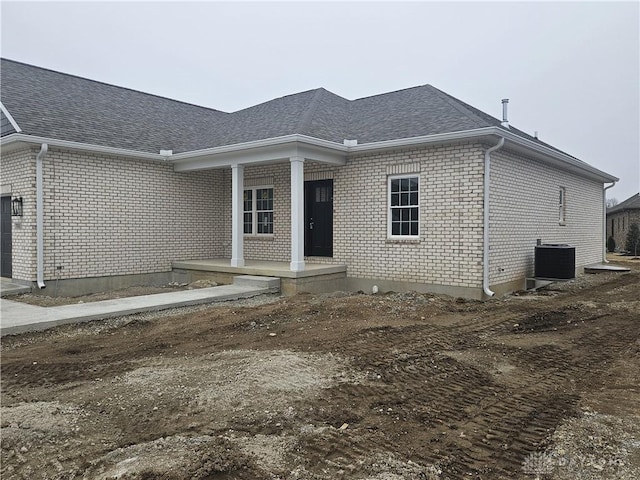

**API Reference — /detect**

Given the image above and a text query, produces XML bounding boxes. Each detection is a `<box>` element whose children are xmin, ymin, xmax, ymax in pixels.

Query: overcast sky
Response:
<box><xmin>1</xmin><ymin>1</ymin><xmax>638</xmax><ymax>201</ymax></box>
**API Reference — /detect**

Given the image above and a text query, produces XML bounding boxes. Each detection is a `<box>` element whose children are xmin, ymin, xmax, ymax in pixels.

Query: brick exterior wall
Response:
<box><xmin>1</xmin><ymin>147</ymin><xmax>226</xmax><ymax>282</ymax></box>
<box><xmin>224</xmin><ymin>143</ymin><xmax>487</xmax><ymax>290</ymax></box>
<box><xmin>2</xmin><ymin>142</ymin><xmax>609</xmax><ymax>295</ymax></box>
<box><xmin>607</xmin><ymin>209</ymin><xmax>640</xmax><ymax>252</ymax></box>
<box><xmin>0</xmin><ymin>148</ymin><xmax>37</xmax><ymax>281</ymax></box>
<box><xmin>489</xmin><ymin>148</ymin><xmax>604</xmax><ymax>286</ymax></box>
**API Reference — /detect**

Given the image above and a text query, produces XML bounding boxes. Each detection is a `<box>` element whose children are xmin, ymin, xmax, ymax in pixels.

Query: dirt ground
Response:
<box><xmin>1</xmin><ymin>265</ymin><xmax>639</xmax><ymax>479</ymax></box>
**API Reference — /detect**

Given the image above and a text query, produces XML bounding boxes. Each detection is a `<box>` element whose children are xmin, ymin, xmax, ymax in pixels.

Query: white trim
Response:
<box><xmin>0</xmin><ymin>133</ymin><xmax>166</xmax><ymax>161</ymax></box>
<box><xmin>243</xmin><ymin>185</ymin><xmax>274</xmax><ymax>236</ymax></box>
<box><xmin>231</xmin><ymin>164</ymin><xmax>245</xmax><ymax>267</ymax></box>
<box><xmin>0</xmin><ymin>102</ymin><xmax>22</xmax><ymax>133</ymax></box>
<box><xmin>387</xmin><ymin>173</ymin><xmax>420</xmax><ymax>240</ymax></box>
<box><xmin>290</xmin><ymin>157</ymin><xmax>305</xmax><ymax>271</ymax></box>
<box><xmin>1</xmin><ymin>127</ymin><xmax>617</xmax><ymax>184</ymax></box>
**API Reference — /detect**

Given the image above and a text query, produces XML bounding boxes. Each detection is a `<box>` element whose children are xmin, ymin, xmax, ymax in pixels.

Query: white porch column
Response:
<box><xmin>290</xmin><ymin>156</ymin><xmax>305</xmax><ymax>271</ymax></box>
<box><xmin>231</xmin><ymin>164</ymin><xmax>245</xmax><ymax>267</ymax></box>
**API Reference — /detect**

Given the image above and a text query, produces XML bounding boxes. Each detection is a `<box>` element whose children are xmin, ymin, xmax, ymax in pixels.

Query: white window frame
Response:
<box><xmin>559</xmin><ymin>187</ymin><xmax>566</xmax><ymax>225</ymax></box>
<box><xmin>244</xmin><ymin>185</ymin><xmax>274</xmax><ymax>236</ymax></box>
<box><xmin>387</xmin><ymin>174</ymin><xmax>420</xmax><ymax>239</ymax></box>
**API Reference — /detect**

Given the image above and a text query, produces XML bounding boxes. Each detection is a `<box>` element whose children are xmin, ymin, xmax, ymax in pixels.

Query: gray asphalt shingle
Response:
<box><xmin>0</xmin><ymin>58</ymin><xmax>571</xmax><ymax>156</ymax></box>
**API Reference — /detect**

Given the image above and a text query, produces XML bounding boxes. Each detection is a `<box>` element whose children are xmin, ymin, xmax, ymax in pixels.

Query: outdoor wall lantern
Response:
<box><xmin>11</xmin><ymin>196</ymin><xmax>23</xmax><ymax>217</ymax></box>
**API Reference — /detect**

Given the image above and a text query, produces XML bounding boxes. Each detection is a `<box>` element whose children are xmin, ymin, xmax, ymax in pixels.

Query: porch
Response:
<box><xmin>172</xmin><ymin>259</ymin><xmax>347</xmax><ymax>296</ymax></box>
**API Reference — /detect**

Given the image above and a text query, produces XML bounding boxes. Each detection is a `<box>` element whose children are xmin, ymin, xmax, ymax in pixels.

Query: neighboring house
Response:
<box><xmin>0</xmin><ymin>59</ymin><xmax>618</xmax><ymax>298</ymax></box>
<box><xmin>607</xmin><ymin>193</ymin><xmax>640</xmax><ymax>251</ymax></box>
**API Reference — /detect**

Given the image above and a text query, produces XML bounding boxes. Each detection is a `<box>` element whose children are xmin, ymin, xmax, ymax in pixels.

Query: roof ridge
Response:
<box><xmin>426</xmin><ymin>85</ymin><xmax>492</xmax><ymax>128</ymax></box>
<box><xmin>0</xmin><ymin>57</ymin><xmax>228</xmax><ymax>115</ymax></box>
<box><xmin>296</xmin><ymin>88</ymin><xmax>325</xmax><ymax>133</ymax></box>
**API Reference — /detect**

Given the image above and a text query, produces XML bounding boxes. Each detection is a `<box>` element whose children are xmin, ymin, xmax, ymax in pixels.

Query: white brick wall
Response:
<box><xmin>2</xmin><ymin>142</ymin><xmax>608</xmax><ymax>294</ymax></box>
<box><xmin>219</xmin><ymin>143</ymin><xmax>487</xmax><ymax>289</ymax></box>
<box><xmin>0</xmin><ymin>147</ymin><xmax>37</xmax><ymax>281</ymax></box>
<box><xmin>489</xmin><ymin>148</ymin><xmax>604</xmax><ymax>285</ymax></box>
<box><xmin>336</xmin><ymin>144</ymin><xmax>486</xmax><ymax>288</ymax></box>
<box><xmin>2</xmin><ymin>147</ymin><xmax>227</xmax><ymax>281</ymax></box>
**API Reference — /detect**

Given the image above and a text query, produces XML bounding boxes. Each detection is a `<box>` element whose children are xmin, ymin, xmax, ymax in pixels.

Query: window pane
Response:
<box><xmin>243</xmin><ymin>190</ymin><xmax>252</xmax><ymax>211</ymax></box>
<box><xmin>392</xmin><ymin>209</ymin><xmax>400</xmax><ymax>221</ymax></box>
<box><xmin>391</xmin><ymin>179</ymin><xmax>400</xmax><ymax>193</ymax></box>
<box><xmin>391</xmin><ymin>193</ymin><xmax>400</xmax><ymax>207</ymax></box>
<box><xmin>401</xmin><ymin>208</ymin><xmax>409</xmax><ymax>221</ymax></box>
<box><xmin>400</xmin><ymin>193</ymin><xmax>409</xmax><ymax>206</ymax></box>
<box><xmin>392</xmin><ymin>222</ymin><xmax>400</xmax><ymax>236</ymax></box>
<box><xmin>401</xmin><ymin>178</ymin><xmax>409</xmax><ymax>191</ymax></box>
<box><xmin>409</xmin><ymin>177</ymin><xmax>418</xmax><ymax>191</ymax></box>
<box><xmin>401</xmin><ymin>222</ymin><xmax>409</xmax><ymax>235</ymax></box>
<box><xmin>410</xmin><ymin>207</ymin><xmax>418</xmax><ymax>221</ymax></box>
<box><xmin>244</xmin><ymin>212</ymin><xmax>252</xmax><ymax>234</ymax></box>
<box><xmin>410</xmin><ymin>221</ymin><xmax>418</xmax><ymax>236</ymax></box>
<box><xmin>409</xmin><ymin>192</ymin><xmax>418</xmax><ymax>205</ymax></box>
<box><xmin>257</xmin><ymin>211</ymin><xmax>273</xmax><ymax>234</ymax></box>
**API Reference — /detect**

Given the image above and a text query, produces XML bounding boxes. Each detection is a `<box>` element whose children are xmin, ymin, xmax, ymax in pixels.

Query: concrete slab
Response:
<box><xmin>584</xmin><ymin>263</ymin><xmax>631</xmax><ymax>273</ymax></box>
<box><xmin>1</xmin><ymin>284</ymin><xmax>277</xmax><ymax>336</ymax></box>
<box><xmin>0</xmin><ymin>277</ymin><xmax>31</xmax><ymax>297</ymax></box>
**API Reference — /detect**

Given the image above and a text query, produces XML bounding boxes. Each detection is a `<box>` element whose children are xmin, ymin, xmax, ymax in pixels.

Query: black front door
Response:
<box><xmin>1</xmin><ymin>196</ymin><xmax>12</xmax><ymax>277</ymax></box>
<box><xmin>305</xmin><ymin>180</ymin><xmax>333</xmax><ymax>257</ymax></box>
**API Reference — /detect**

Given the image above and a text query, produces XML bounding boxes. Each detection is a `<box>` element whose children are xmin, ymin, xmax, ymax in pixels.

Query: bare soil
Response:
<box><xmin>2</xmin><ymin>266</ymin><xmax>639</xmax><ymax>479</ymax></box>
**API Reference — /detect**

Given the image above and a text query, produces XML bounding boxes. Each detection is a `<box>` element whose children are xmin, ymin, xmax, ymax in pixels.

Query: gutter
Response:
<box><xmin>36</xmin><ymin>143</ymin><xmax>48</xmax><ymax>289</ymax></box>
<box><xmin>603</xmin><ymin>181</ymin><xmax>617</xmax><ymax>262</ymax></box>
<box><xmin>483</xmin><ymin>137</ymin><xmax>505</xmax><ymax>298</ymax></box>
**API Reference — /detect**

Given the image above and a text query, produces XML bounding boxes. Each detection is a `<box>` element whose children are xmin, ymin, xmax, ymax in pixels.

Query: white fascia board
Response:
<box><xmin>171</xmin><ymin>134</ymin><xmax>347</xmax><ymax>172</ymax></box>
<box><xmin>350</xmin><ymin>127</ymin><xmax>617</xmax><ymax>183</ymax></box>
<box><xmin>0</xmin><ymin>133</ymin><xmax>167</xmax><ymax>162</ymax></box>
<box><xmin>348</xmin><ymin>128</ymin><xmax>498</xmax><ymax>153</ymax></box>
<box><xmin>0</xmin><ymin>102</ymin><xmax>23</xmax><ymax>133</ymax></box>
<box><xmin>497</xmin><ymin>129</ymin><xmax>618</xmax><ymax>183</ymax></box>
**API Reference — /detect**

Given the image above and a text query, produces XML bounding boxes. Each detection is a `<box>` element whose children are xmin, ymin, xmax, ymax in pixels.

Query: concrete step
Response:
<box><xmin>233</xmin><ymin>275</ymin><xmax>280</xmax><ymax>291</ymax></box>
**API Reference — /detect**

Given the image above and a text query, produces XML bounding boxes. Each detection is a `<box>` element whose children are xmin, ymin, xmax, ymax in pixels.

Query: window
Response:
<box><xmin>558</xmin><ymin>187</ymin><xmax>566</xmax><ymax>225</ymax></box>
<box><xmin>244</xmin><ymin>187</ymin><xmax>273</xmax><ymax>235</ymax></box>
<box><xmin>388</xmin><ymin>175</ymin><xmax>419</xmax><ymax>238</ymax></box>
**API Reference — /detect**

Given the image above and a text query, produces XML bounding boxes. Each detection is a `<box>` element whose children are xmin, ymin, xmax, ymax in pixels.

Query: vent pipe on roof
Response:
<box><xmin>501</xmin><ymin>99</ymin><xmax>510</xmax><ymax>129</ymax></box>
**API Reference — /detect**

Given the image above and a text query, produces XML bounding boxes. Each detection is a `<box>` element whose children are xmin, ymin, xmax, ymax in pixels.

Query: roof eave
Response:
<box><xmin>350</xmin><ymin>127</ymin><xmax>617</xmax><ymax>183</ymax></box>
<box><xmin>0</xmin><ymin>133</ymin><xmax>167</xmax><ymax>161</ymax></box>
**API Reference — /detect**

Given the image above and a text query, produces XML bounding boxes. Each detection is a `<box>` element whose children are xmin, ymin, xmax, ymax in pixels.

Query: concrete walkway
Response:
<box><xmin>1</xmin><ymin>276</ymin><xmax>280</xmax><ymax>336</ymax></box>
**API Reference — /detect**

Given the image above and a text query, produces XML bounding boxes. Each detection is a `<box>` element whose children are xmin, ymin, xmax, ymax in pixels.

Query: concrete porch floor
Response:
<box><xmin>172</xmin><ymin>259</ymin><xmax>347</xmax><ymax>295</ymax></box>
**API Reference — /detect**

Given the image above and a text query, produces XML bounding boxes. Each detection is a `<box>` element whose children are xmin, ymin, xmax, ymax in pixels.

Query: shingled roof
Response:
<box><xmin>0</xmin><ymin>58</ymin><xmax>567</xmax><ymax>156</ymax></box>
<box><xmin>607</xmin><ymin>193</ymin><xmax>640</xmax><ymax>214</ymax></box>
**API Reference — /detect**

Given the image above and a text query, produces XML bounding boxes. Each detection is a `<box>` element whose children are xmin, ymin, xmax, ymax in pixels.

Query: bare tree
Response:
<box><xmin>606</xmin><ymin>197</ymin><xmax>619</xmax><ymax>208</ymax></box>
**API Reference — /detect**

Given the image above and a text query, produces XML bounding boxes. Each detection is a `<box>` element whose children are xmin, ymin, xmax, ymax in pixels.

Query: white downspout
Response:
<box><xmin>36</xmin><ymin>143</ymin><xmax>48</xmax><ymax>289</ymax></box>
<box><xmin>483</xmin><ymin>137</ymin><xmax>505</xmax><ymax>298</ymax></box>
<box><xmin>603</xmin><ymin>181</ymin><xmax>617</xmax><ymax>263</ymax></box>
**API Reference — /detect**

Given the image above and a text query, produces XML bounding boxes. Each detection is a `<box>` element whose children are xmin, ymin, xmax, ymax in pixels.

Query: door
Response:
<box><xmin>305</xmin><ymin>180</ymin><xmax>333</xmax><ymax>257</ymax></box>
<box><xmin>1</xmin><ymin>196</ymin><xmax>12</xmax><ymax>277</ymax></box>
